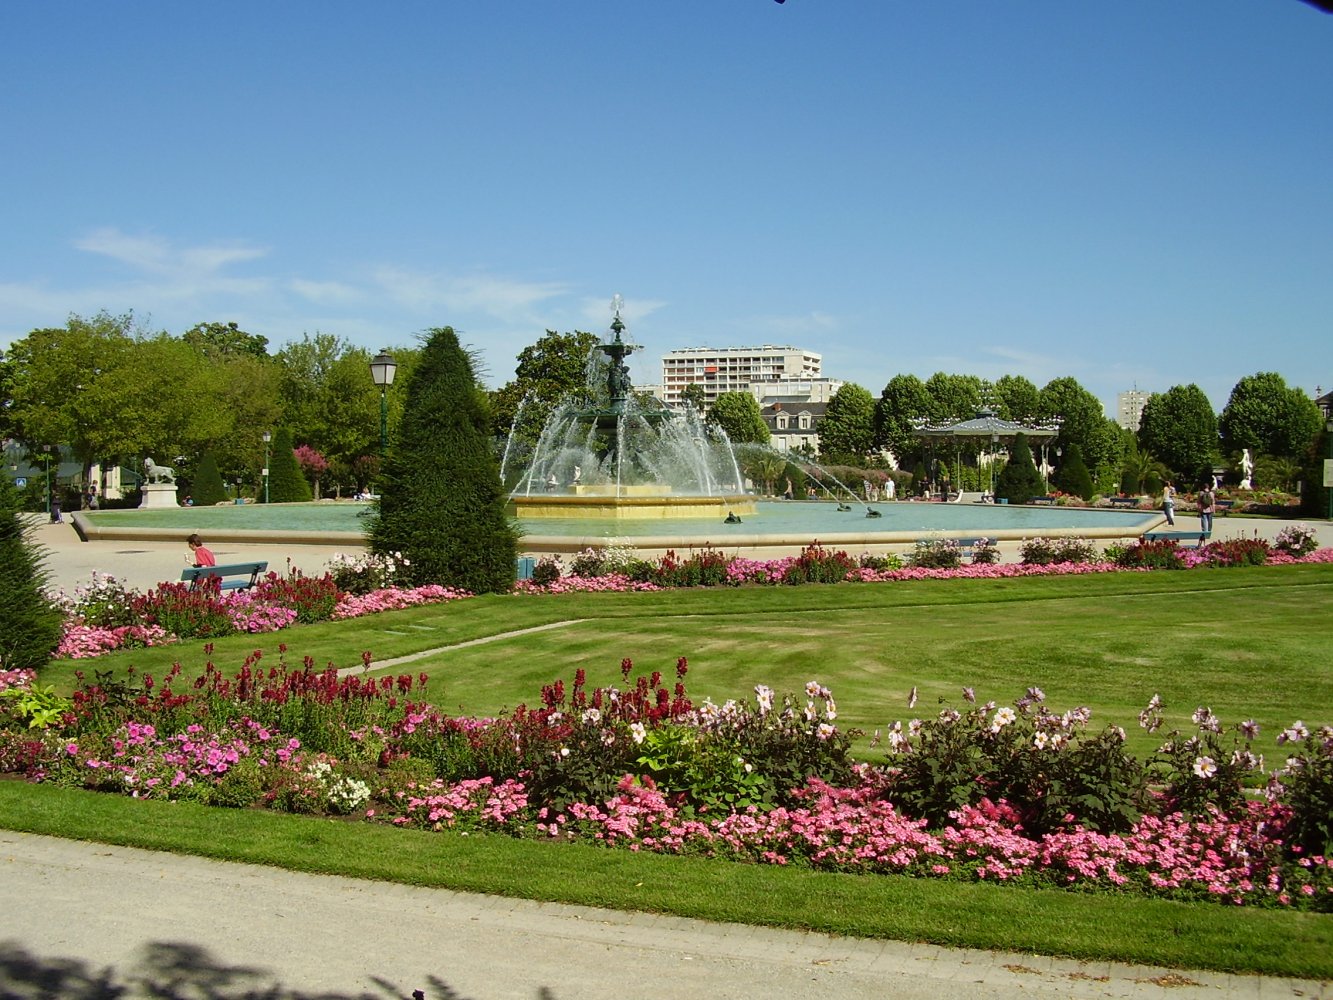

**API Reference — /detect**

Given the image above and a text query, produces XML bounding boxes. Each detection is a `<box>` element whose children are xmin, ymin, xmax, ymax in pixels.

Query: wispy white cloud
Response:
<box><xmin>75</xmin><ymin>228</ymin><xmax>268</xmax><ymax>280</ymax></box>
<box><xmin>288</xmin><ymin>279</ymin><xmax>362</xmax><ymax>305</ymax></box>
<box><xmin>371</xmin><ymin>267</ymin><xmax>568</xmax><ymax>324</ymax></box>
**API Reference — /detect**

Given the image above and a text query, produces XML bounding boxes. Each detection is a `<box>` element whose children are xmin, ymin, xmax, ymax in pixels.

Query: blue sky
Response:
<box><xmin>2</xmin><ymin>1</ymin><xmax>1329</xmax><ymax>416</ymax></box>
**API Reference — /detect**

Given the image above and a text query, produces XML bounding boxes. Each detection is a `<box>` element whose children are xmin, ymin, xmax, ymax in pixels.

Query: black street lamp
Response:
<box><xmin>1326</xmin><ymin>417</ymin><xmax>1333</xmax><ymax>522</ymax></box>
<box><xmin>369</xmin><ymin>350</ymin><xmax>397</xmax><ymax>460</ymax></box>
<box><xmin>262</xmin><ymin>431</ymin><xmax>272</xmax><ymax>504</ymax></box>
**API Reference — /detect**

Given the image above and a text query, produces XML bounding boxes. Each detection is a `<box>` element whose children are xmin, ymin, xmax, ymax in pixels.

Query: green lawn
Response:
<box><xmin>12</xmin><ymin>564</ymin><xmax>1333</xmax><ymax>976</ymax></box>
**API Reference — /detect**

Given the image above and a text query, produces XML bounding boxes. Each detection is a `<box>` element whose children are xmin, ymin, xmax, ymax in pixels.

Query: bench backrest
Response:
<box><xmin>181</xmin><ymin>562</ymin><xmax>269</xmax><ymax>586</ymax></box>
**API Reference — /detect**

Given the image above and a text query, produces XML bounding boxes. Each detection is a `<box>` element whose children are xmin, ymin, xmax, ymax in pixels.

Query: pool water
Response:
<box><xmin>85</xmin><ymin>500</ymin><xmax>1159</xmax><ymax>540</ymax></box>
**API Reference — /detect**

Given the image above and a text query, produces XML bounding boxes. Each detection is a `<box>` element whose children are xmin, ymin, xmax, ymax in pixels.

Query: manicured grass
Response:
<box><xmin>14</xmin><ymin>565</ymin><xmax>1333</xmax><ymax>975</ymax></box>
<box><xmin>40</xmin><ymin>564</ymin><xmax>1333</xmax><ymax>760</ymax></box>
<box><xmin>2</xmin><ymin>781</ymin><xmax>1330</xmax><ymax>978</ymax></box>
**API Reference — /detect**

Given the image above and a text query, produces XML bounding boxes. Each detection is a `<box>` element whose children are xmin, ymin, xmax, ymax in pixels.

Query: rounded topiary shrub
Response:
<box><xmin>191</xmin><ymin>452</ymin><xmax>228</xmax><ymax>506</ymax></box>
<box><xmin>0</xmin><ymin>477</ymin><xmax>64</xmax><ymax>671</ymax></box>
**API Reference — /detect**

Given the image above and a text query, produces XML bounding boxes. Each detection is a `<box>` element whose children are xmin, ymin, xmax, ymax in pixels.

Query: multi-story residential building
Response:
<box><xmin>660</xmin><ymin>346</ymin><xmax>822</xmax><ymax>409</ymax></box>
<box><xmin>1116</xmin><ymin>389</ymin><xmax>1151</xmax><ymax>431</ymax></box>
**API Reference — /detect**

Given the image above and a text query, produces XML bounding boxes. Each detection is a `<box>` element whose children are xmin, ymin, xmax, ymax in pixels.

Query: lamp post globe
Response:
<box><xmin>369</xmin><ymin>351</ymin><xmax>397</xmax><ymax>489</ymax></box>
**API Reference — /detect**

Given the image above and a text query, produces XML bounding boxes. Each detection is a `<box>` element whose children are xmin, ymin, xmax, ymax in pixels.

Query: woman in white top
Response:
<box><xmin>1161</xmin><ymin>482</ymin><xmax>1176</xmax><ymax>525</ymax></box>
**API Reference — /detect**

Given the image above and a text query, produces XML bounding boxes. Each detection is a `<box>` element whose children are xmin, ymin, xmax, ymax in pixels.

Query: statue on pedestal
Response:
<box><xmin>1239</xmin><ymin>449</ymin><xmax>1253</xmax><ymax>491</ymax></box>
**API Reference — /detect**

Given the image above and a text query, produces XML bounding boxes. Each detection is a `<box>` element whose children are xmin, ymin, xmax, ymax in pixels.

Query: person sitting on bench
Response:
<box><xmin>186</xmin><ymin>533</ymin><xmax>216</xmax><ymax>568</ymax></box>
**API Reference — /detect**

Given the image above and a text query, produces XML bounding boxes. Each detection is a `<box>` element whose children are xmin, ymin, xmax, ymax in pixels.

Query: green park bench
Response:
<box><xmin>181</xmin><ymin>561</ymin><xmax>269</xmax><ymax>591</ymax></box>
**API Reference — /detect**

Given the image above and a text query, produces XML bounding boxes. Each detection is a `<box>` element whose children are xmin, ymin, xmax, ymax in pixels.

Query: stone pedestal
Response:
<box><xmin>139</xmin><ymin>482</ymin><xmax>180</xmax><ymax>508</ymax></box>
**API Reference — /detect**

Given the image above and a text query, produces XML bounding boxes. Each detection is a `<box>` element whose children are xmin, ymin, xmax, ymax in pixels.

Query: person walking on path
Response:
<box><xmin>186</xmin><ymin>533</ymin><xmax>216</xmax><ymax>567</ymax></box>
<box><xmin>1196</xmin><ymin>483</ymin><xmax>1214</xmax><ymax>537</ymax></box>
<box><xmin>49</xmin><ymin>489</ymin><xmax>62</xmax><ymax>523</ymax></box>
<box><xmin>1161</xmin><ymin>482</ymin><xmax>1176</xmax><ymax>525</ymax></box>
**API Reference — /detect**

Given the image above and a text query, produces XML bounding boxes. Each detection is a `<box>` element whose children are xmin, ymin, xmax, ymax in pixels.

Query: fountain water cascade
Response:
<box><xmin>504</xmin><ymin>298</ymin><xmax>757</xmax><ymax>520</ymax></box>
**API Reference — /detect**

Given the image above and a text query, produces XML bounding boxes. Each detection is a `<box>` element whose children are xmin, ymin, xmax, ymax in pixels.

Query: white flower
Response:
<box><xmin>1033</xmin><ymin>732</ymin><xmax>1049</xmax><ymax>750</ymax></box>
<box><xmin>990</xmin><ymin>707</ymin><xmax>1016</xmax><ymax>732</ymax></box>
<box><xmin>805</xmin><ymin>680</ymin><xmax>822</xmax><ymax>699</ymax></box>
<box><xmin>629</xmin><ymin>722</ymin><xmax>647</xmax><ymax>745</ymax></box>
<box><xmin>804</xmin><ymin>701</ymin><xmax>819</xmax><ymax>723</ymax></box>
<box><xmin>559</xmin><ymin>747</ymin><xmax>570</xmax><ymax>758</ymax></box>
<box><xmin>581</xmin><ymin>707</ymin><xmax>601</xmax><ymax>725</ymax></box>
<box><xmin>754</xmin><ymin>684</ymin><xmax>774</xmax><ymax>714</ymax></box>
<box><xmin>1192</xmin><ymin>756</ymin><xmax>1217</xmax><ymax>779</ymax></box>
<box><xmin>817</xmin><ymin>723</ymin><xmax>836</xmax><ymax>741</ymax></box>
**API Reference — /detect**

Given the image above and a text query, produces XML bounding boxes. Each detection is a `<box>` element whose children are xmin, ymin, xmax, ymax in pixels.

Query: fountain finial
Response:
<box><xmin>610</xmin><ymin>293</ymin><xmax>625</xmax><ymax>338</ymax></box>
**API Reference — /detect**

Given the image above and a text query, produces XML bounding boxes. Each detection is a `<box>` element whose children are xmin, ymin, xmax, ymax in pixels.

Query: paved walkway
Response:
<box><xmin>1</xmin><ymin>832</ymin><xmax>1325</xmax><ymax>1000</ymax></box>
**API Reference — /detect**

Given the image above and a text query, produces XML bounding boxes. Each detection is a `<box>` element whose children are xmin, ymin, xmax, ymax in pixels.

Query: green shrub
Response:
<box><xmin>530</xmin><ymin>556</ymin><xmax>562</xmax><ymax>588</ymax></box>
<box><xmin>1195</xmin><ymin>538</ymin><xmax>1269</xmax><ymax>567</ymax></box>
<box><xmin>1019</xmin><ymin>536</ymin><xmax>1099</xmax><ymax>566</ymax></box>
<box><xmin>780</xmin><ymin>543</ymin><xmax>857</xmax><ymax>583</ymax></box>
<box><xmin>266</xmin><ymin>427</ymin><xmax>313</xmax><ymax>503</ymax></box>
<box><xmin>371</xmin><ymin>327</ymin><xmax>518</xmax><ymax>594</ymax></box>
<box><xmin>1113</xmin><ymin>539</ymin><xmax>1185</xmax><ymax>570</ymax></box>
<box><xmin>970</xmin><ymin>538</ymin><xmax>999</xmax><ymax>565</ymax></box>
<box><xmin>1271</xmin><ymin>722</ymin><xmax>1333</xmax><ymax>858</ymax></box>
<box><xmin>1273</xmin><ymin>523</ymin><xmax>1318</xmax><ymax>557</ymax></box>
<box><xmin>1139</xmin><ymin>697</ymin><xmax>1263</xmax><ymax>818</ymax></box>
<box><xmin>191</xmin><ymin>452</ymin><xmax>228</xmax><ymax>506</ymax></box>
<box><xmin>858</xmin><ymin>552</ymin><xmax>903</xmax><ymax>571</ymax></box>
<box><xmin>654</xmin><ymin>547</ymin><xmax>732</xmax><ymax>587</ymax></box>
<box><xmin>1055</xmin><ymin>444</ymin><xmax>1095</xmax><ymax>501</ymax></box>
<box><xmin>908</xmin><ymin>539</ymin><xmax>962</xmax><ymax>569</ymax></box>
<box><xmin>994</xmin><ymin>433</ymin><xmax>1045</xmax><ymax>505</ymax></box>
<box><xmin>883</xmin><ymin>688</ymin><xmax>1149</xmax><ymax>835</ymax></box>
<box><xmin>0</xmin><ymin>478</ymin><xmax>64</xmax><ymax>672</ymax></box>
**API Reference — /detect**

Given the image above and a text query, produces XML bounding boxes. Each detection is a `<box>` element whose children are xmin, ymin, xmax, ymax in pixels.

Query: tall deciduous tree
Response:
<box><xmin>994</xmin><ymin>375</ymin><xmax>1040</xmax><ymax>422</ymax></box>
<box><xmin>819</xmin><ymin>383</ymin><xmax>876</xmax><ymax>462</ymax></box>
<box><xmin>371</xmin><ymin>327</ymin><xmax>517</xmax><ymax>593</ymax></box>
<box><xmin>1038</xmin><ymin>376</ymin><xmax>1122</xmax><ymax>484</ymax></box>
<box><xmin>924</xmin><ymin>372</ymin><xmax>984</xmax><ymax>423</ymax></box>
<box><xmin>182</xmin><ymin>321</ymin><xmax>270</xmax><ymax>360</ymax></box>
<box><xmin>706</xmin><ymin>392</ymin><xmax>769</xmax><ymax>444</ymax></box>
<box><xmin>1137</xmin><ymin>385</ymin><xmax>1218</xmax><ymax>481</ymax></box>
<box><xmin>874</xmin><ymin>373</ymin><xmax>932</xmax><ymax>465</ymax></box>
<box><xmin>1219</xmin><ymin>372</ymin><xmax>1322</xmax><ymax>460</ymax></box>
<box><xmin>490</xmin><ymin>330</ymin><xmax>601</xmax><ymax>441</ymax></box>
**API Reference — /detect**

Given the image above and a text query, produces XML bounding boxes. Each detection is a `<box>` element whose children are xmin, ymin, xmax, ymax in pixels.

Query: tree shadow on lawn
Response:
<box><xmin>0</xmin><ymin>941</ymin><xmax>559</xmax><ymax>1000</ymax></box>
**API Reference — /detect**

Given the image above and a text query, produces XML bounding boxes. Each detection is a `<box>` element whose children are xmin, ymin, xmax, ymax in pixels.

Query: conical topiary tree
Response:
<box><xmin>0</xmin><ymin>477</ymin><xmax>63</xmax><ymax>671</ymax></box>
<box><xmin>192</xmin><ymin>452</ymin><xmax>228</xmax><ymax>506</ymax></box>
<box><xmin>267</xmin><ymin>427</ymin><xmax>313</xmax><ymax>503</ymax></box>
<box><xmin>995</xmin><ymin>432</ymin><xmax>1046</xmax><ymax>505</ymax></box>
<box><xmin>370</xmin><ymin>326</ymin><xmax>517</xmax><ymax>593</ymax></box>
<box><xmin>1055</xmin><ymin>443</ymin><xmax>1095</xmax><ymax>501</ymax></box>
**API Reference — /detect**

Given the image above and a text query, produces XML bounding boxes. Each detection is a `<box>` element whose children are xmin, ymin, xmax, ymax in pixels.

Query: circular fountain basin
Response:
<box><xmin>73</xmin><ymin>500</ymin><xmax>1163</xmax><ymax>555</ymax></box>
<box><xmin>509</xmin><ymin>489</ymin><xmax>758</xmax><ymax>520</ymax></box>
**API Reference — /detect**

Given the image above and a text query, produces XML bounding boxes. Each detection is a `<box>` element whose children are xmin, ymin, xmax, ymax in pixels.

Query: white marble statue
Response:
<box><xmin>143</xmin><ymin>457</ymin><xmax>176</xmax><ymax>484</ymax></box>
<box><xmin>1239</xmin><ymin>449</ymin><xmax>1253</xmax><ymax>491</ymax></box>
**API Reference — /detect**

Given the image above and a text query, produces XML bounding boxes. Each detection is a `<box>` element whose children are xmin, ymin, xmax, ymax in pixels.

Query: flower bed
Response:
<box><xmin>3</xmin><ymin>657</ymin><xmax>1330</xmax><ymax>911</ymax></box>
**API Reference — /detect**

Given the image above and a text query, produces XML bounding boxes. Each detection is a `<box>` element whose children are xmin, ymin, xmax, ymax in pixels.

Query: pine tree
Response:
<box><xmin>0</xmin><ymin>477</ymin><xmax>63</xmax><ymax>671</ymax></box>
<box><xmin>267</xmin><ymin>427</ymin><xmax>313</xmax><ymax>503</ymax></box>
<box><xmin>1055</xmin><ymin>443</ymin><xmax>1095</xmax><ymax>500</ymax></box>
<box><xmin>370</xmin><ymin>327</ymin><xmax>517</xmax><ymax>593</ymax></box>
<box><xmin>192</xmin><ymin>452</ymin><xmax>228</xmax><ymax>506</ymax></box>
<box><xmin>995</xmin><ymin>433</ymin><xmax>1046</xmax><ymax>505</ymax></box>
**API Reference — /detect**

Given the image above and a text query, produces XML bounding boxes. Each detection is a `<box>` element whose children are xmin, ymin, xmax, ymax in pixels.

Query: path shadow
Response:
<box><xmin>0</xmin><ymin>941</ymin><xmax>557</xmax><ymax>1000</ymax></box>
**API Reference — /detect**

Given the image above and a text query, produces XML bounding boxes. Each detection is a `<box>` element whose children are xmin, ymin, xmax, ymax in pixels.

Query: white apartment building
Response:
<box><xmin>660</xmin><ymin>346</ymin><xmax>822</xmax><ymax>408</ymax></box>
<box><xmin>1116</xmin><ymin>389</ymin><xmax>1151</xmax><ymax>431</ymax></box>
